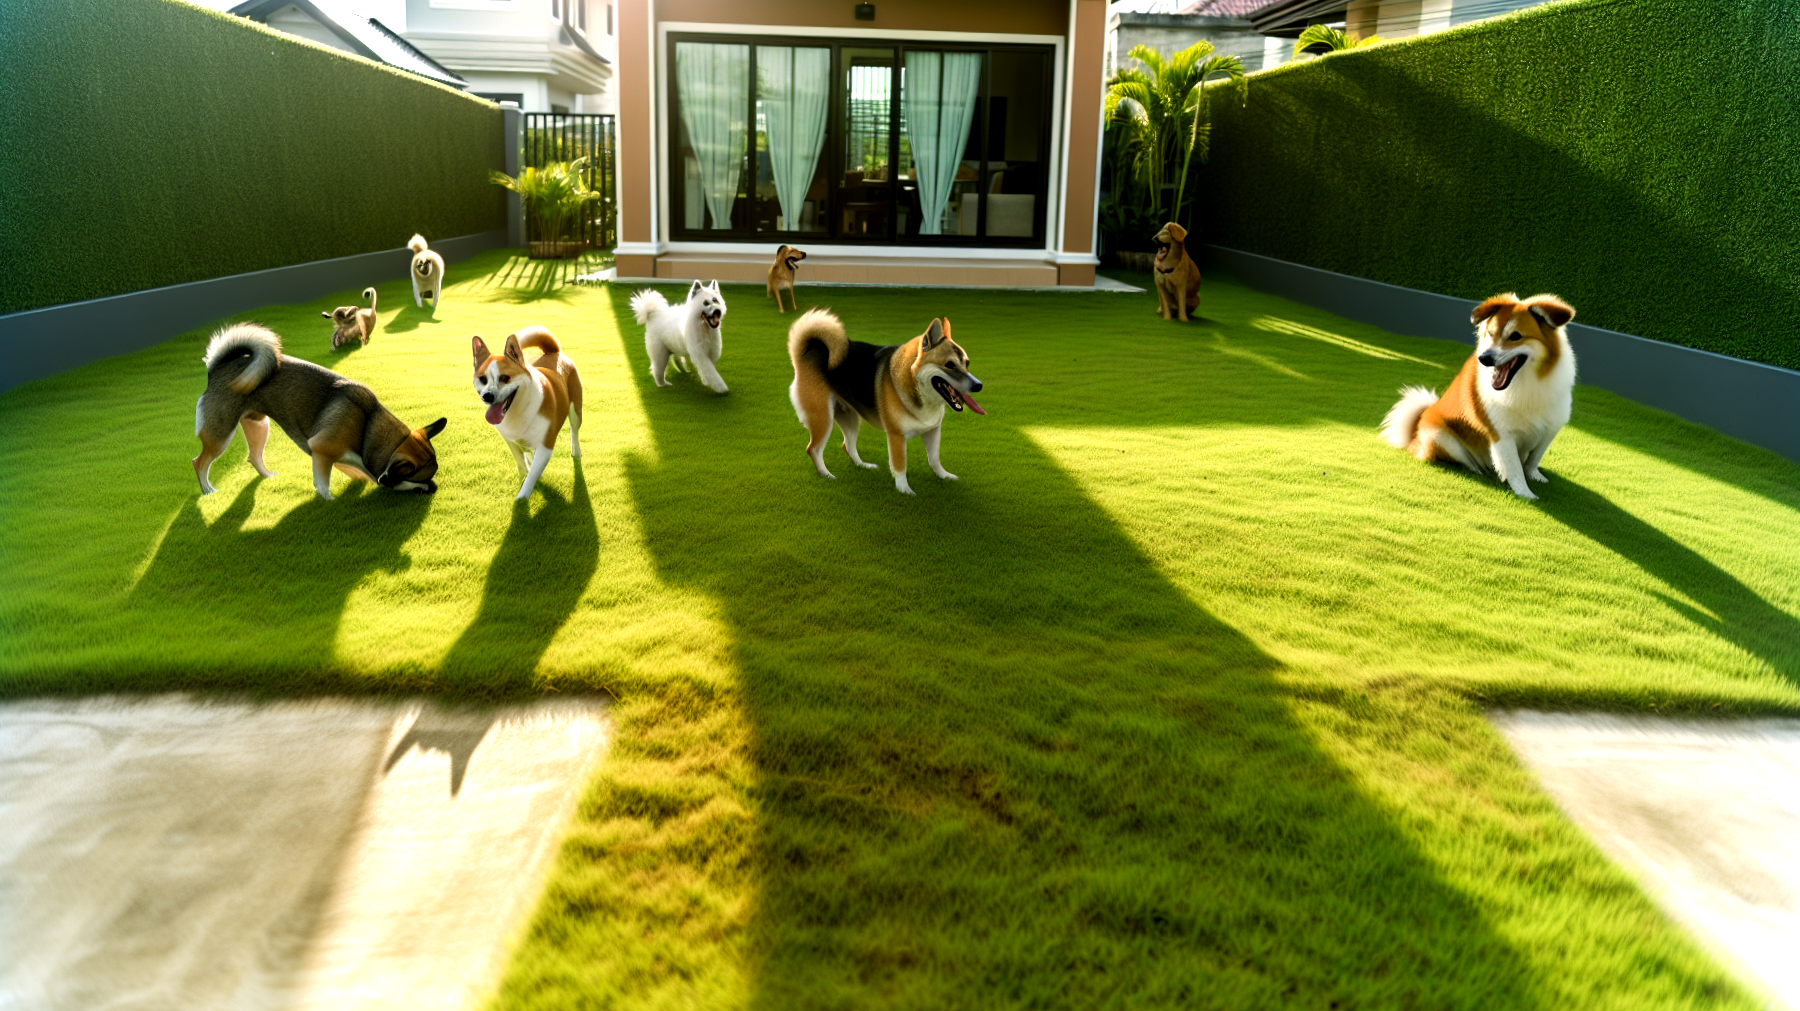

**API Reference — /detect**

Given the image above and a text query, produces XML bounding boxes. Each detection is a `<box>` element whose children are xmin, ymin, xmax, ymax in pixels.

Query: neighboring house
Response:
<box><xmin>226</xmin><ymin>0</ymin><xmax>470</xmax><ymax>89</ymax></box>
<box><xmin>1106</xmin><ymin>1</ymin><xmax>1278</xmax><ymax>76</ymax></box>
<box><xmin>612</xmin><ymin>0</ymin><xmax>1109</xmax><ymax>289</ymax></box>
<box><xmin>1249</xmin><ymin>0</ymin><xmax>1551</xmax><ymax>41</ymax></box>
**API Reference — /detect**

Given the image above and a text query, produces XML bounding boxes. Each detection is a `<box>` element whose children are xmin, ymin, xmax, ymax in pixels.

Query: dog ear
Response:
<box><xmin>421</xmin><ymin>417</ymin><xmax>447</xmax><ymax>440</ymax></box>
<box><xmin>1471</xmin><ymin>293</ymin><xmax>1519</xmax><ymax>326</ymax></box>
<box><xmin>503</xmin><ymin>334</ymin><xmax>525</xmax><ymax>364</ymax></box>
<box><xmin>471</xmin><ymin>336</ymin><xmax>490</xmax><ymax>366</ymax></box>
<box><xmin>1167</xmin><ymin>223</ymin><xmax>1187</xmax><ymax>241</ymax></box>
<box><xmin>1524</xmin><ymin>295</ymin><xmax>1575</xmax><ymax>329</ymax></box>
<box><xmin>921</xmin><ymin>319</ymin><xmax>944</xmax><ymax>350</ymax></box>
<box><xmin>775</xmin><ymin>245</ymin><xmax>790</xmax><ymax>257</ymax></box>
<box><xmin>689</xmin><ymin>280</ymin><xmax>703</xmax><ymax>299</ymax></box>
<box><xmin>708</xmin><ymin>279</ymin><xmax>721</xmax><ymax>292</ymax></box>
<box><xmin>323</xmin><ymin>311</ymin><xmax>333</xmax><ymax>319</ymax></box>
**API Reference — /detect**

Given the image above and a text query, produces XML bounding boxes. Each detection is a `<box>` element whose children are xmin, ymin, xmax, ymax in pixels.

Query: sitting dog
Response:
<box><xmin>324</xmin><ymin>287</ymin><xmax>378</xmax><ymax>349</ymax></box>
<box><xmin>1380</xmin><ymin>293</ymin><xmax>1577</xmax><ymax>500</ymax></box>
<box><xmin>408</xmin><ymin>234</ymin><xmax>445</xmax><ymax>308</ymax></box>
<box><xmin>787</xmin><ymin>308</ymin><xmax>985</xmax><ymax>495</ymax></box>
<box><xmin>193</xmin><ymin>323</ymin><xmax>444</xmax><ymax>499</ymax></box>
<box><xmin>630</xmin><ymin>281</ymin><xmax>729</xmax><ymax>394</ymax></box>
<box><xmin>767</xmin><ymin>244</ymin><xmax>807</xmax><ymax>313</ymax></box>
<box><xmin>1152</xmin><ymin>222</ymin><xmax>1202</xmax><ymax>322</ymax></box>
<box><xmin>471</xmin><ymin>326</ymin><xmax>584</xmax><ymax>500</ymax></box>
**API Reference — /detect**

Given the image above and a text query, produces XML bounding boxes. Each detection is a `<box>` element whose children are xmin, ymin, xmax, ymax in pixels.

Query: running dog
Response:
<box><xmin>1152</xmin><ymin>222</ymin><xmax>1201</xmax><ymax>322</ymax></box>
<box><xmin>324</xmin><ymin>287</ymin><xmax>378</xmax><ymax>349</ymax></box>
<box><xmin>630</xmin><ymin>281</ymin><xmax>729</xmax><ymax>394</ymax></box>
<box><xmin>471</xmin><ymin>326</ymin><xmax>584</xmax><ymax>500</ymax></box>
<box><xmin>1380</xmin><ymin>293</ymin><xmax>1577</xmax><ymax>500</ymax></box>
<box><xmin>193</xmin><ymin>323</ymin><xmax>444</xmax><ymax>499</ymax></box>
<box><xmin>787</xmin><ymin>308</ymin><xmax>985</xmax><ymax>495</ymax></box>
<box><xmin>408</xmin><ymin>234</ymin><xmax>445</xmax><ymax>308</ymax></box>
<box><xmin>767</xmin><ymin>244</ymin><xmax>807</xmax><ymax>313</ymax></box>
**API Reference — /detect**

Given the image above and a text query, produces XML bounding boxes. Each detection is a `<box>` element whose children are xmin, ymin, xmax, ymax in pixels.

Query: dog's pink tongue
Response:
<box><xmin>962</xmin><ymin>390</ymin><xmax>987</xmax><ymax>416</ymax></box>
<box><xmin>485</xmin><ymin>402</ymin><xmax>505</xmax><ymax>425</ymax></box>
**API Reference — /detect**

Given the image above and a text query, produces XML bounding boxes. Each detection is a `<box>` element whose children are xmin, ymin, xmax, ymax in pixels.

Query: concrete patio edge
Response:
<box><xmin>0</xmin><ymin>230</ymin><xmax>509</xmax><ymax>393</ymax></box>
<box><xmin>1206</xmin><ymin>245</ymin><xmax>1800</xmax><ymax>465</ymax></box>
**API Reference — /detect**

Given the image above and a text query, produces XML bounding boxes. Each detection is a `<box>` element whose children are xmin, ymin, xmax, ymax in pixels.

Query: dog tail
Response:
<box><xmin>204</xmin><ymin>322</ymin><xmax>282</xmax><ymax>395</ymax></box>
<box><xmin>514</xmin><ymin>325</ymin><xmax>561</xmax><ymax>355</ymax></box>
<box><xmin>362</xmin><ymin>287</ymin><xmax>377</xmax><ymax>311</ymax></box>
<box><xmin>1380</xmin><ymin>385</ymin><xmax>1438</xmax><ymax>449</ymax></box>
<box><xmin>787</xmin><ymin>307</ymin><xmax>847</xmax><ymax>370</ymax></box>
<box><xmin>408</xmin><ymin>233</ymin><xmax>429</xmax><ymax>254</ymax></box>
<box><xmin>630</xmin><ymin>288</ymin><xmax>668</xmax><ymax>325</ymax></box>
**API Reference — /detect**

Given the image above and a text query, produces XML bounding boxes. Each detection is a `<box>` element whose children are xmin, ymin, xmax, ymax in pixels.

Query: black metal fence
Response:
<box><xmin>522</xmin><ymin>112</ymin><xmax>617</xmax><ymax>251</ymax></box>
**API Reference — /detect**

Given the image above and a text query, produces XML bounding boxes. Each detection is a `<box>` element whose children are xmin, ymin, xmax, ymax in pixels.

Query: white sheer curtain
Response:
<box><xmin>758</xmin><ymin>46</ymin><xmax>829</xmax><ymax>232</ymax></box>
<box><xmin>902</xmin><ymin>51</ymin><xmax>981</xmax><ymax>236</ymax></box>
<box><xmin>676</xmin><ymin>42</ymin><xmax>749</xmax><ymax>230</ymax></box>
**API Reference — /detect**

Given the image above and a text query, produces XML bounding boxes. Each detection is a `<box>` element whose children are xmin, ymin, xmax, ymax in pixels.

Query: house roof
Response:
<box><xmin>1246</xmin><ymin>0</ymin><xmax>1350</xmax><ymax>36</ymax></box>
<box><xmin>227</xmin><ymin>0</ymin><xmax>469</xmax><ymax>88</ymax></box>
<box><xmin>1178</xmin><ymin>0</ymin><xmax>1276</xmax><ymax>16</ymax></box>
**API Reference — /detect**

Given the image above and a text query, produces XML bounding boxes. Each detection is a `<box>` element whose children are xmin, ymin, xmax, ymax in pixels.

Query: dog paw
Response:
<box><xmin>854</xmin><ymin>461</ymin><xmax>878</xmax><ymax>469</ymax></box>
<box><xmin>710</xmin><ymin>385</ymin><xmax>730</xmax><ymax>395</ymax></box>
<box><xmin>1513</xmin><ymin>488</ymin><xmax>1540</xmax><ymax>501</ymax></box>
<box><xmin>1528</xmin><ymin>469</ymin><xmax>1550</xmax><ymax>484</ymax></box>
<box><xmin>937</xmin><ymin>471</ymin><xmax>959</xmax><ymax>481</ymax></box>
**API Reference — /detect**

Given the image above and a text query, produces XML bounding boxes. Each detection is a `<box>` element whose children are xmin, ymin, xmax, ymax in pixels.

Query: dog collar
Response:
<box><xmin>1156</xmin><ymin>266</ymin><xmax>1176</xmax><ymax>274</ymax></box>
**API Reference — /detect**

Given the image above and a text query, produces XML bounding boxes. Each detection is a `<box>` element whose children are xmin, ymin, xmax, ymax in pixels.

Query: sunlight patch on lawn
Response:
<box><xmin>1253</xmin><ymin>315</ymin><xmax>1447</xmax><ymax>366</ymax></box>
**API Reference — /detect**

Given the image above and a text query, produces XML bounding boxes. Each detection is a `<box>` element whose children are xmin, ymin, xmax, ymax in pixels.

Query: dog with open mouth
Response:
<box><xmin>767</xmin><ymin>244</ymin><xmax>807</xmax><ymax>313</ymax></box>
<box><xmin>630</xmin><ymin>281</ymin><xmax>729</xmax><ymax>394</ymax></box>
<box><xmin>471</xmin><ymin>326</ymin><xmax>584</xmax><ymax>500</ymax></box>
<box><xmin>787</xmin><ymin>308</ymin><xmax>985</xmax><ymax>495</ymax></box>
<box><xmin>1381</xmin><ymin>293</ymin><xmax>1576</xmax><ymax>500</ymax></box>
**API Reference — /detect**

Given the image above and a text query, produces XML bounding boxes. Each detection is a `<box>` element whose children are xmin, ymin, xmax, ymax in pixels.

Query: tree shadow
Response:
<box><xmin>436</xmin><ymin>467</ymin><xmax>600</xmax><ymax>698</ymax></box>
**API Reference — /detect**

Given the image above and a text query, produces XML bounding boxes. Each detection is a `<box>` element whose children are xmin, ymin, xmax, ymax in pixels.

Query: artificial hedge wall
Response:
<box><xmin>0</xmin><ymin>0</ymin><xmax>504</xmax><ymax>316</ymax></box>
<box><xmin>1194</xmin><ymin>0</ymin><xmax>1800</xmax><ymax>370</ymax></box>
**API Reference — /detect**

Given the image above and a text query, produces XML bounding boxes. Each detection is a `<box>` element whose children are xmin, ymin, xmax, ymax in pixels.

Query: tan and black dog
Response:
<box><xmin>1152</xmin><ymin>222</ymin><xmax>1202</xmax><ymax>321</ymax></box>
<box><xmin>787</xmin><ymin>308</ymin><xmax>985</xmax><ymax>495</ymax></box>
<box><xmin>193</xmin><ymin>323</ymin><xmax>444</xmax><ymax>499</ymax></box>
<box><xmin>471</xmin><ymin>326</ymin><xmax>584</xmax><ymax>500</ymax></box>
<box><xmin>324</xmin><ymin>287</ymin><xmax>378</xmax><ymax>349</ymax></box>
<box><xmin>767</xmin><ymin>244</ymin><xmax>808</xmax><ymax>313</ymax></box>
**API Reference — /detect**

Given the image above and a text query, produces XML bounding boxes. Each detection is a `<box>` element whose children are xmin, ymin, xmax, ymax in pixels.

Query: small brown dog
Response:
<box><xmin>1152</xmin><ymin>223</ymin><xmax>1202</xmax><ymax>321</ymax></box>
<box><xmin>768</xmin><ymin>244</ymin><xmax>807</xmax><ymax>313</ymax></box>
<box><xmin>324</xmin><ymin>287</ymin><xmax>378</xmax><ymax>349</ymax></box>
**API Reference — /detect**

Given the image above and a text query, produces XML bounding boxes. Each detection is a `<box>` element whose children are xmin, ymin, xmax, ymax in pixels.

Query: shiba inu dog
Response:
<box><xmin>408</xmin><ymin>234</ymin><xmax>445</xmax><ymax>307</ymax></box>
<box><xmin>324</xmin><ymin>287</ymin><xmax>378</xmax><ymax>349</ymax></box>
<box><xmin>1152</xmin><ymin>222</ymin><xmax>1201</xmax><ymax>322</ymax></box>
<box><xmin>1381</xmin><ymin>293</ymin><xmax>1577</xmax><ymax>500</ymax></box>
<box><xmin>767</xmin><ymin>244</ymin><xmax>807</xmax><ymax>313</ymax></box>
<box><xmin>630</xmin><ymin>281</ymin><xmax>729</xmax><ymax>394</ymax></box>
<box><xmin>787</xmin><ymin>308</ymin><xmax>985</xmax><ymax>495</ymax></box>
<box><xmin>471</xmin><ymin>326</ymin><xmax>584</xmax><ymax>500</ymax></box>
<box><xmin>193</xmin><ymin>323</ymin><xmax>444</xmax><ymax>499</ymax></box>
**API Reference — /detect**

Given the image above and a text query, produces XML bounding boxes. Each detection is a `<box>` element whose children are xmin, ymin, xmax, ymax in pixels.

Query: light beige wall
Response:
<box><xmin>1057</xmin><ymin>0</ymin><xmax>1103</xmax><ymax>284</ymax></box>
<box><xmin>615</xmin><ymin>0</ymin><xmax>655</xmax><ymax>277</ymax></box>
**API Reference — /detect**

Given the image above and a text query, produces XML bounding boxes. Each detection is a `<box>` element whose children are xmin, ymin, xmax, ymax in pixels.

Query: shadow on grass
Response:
<box><xmin>601</xmin><ymin>290</ymin><xmax>1541</xmax><ymax>1007</ymax></box>
<box><xmin>383</xmin><ymin>300</ymin><xmax>442</xmax><ymax>334</ymax></box>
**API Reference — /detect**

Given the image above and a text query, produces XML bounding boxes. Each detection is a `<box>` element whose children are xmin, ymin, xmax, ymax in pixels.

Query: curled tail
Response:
<box><xmin>787</xmin><ymin>307</ymin><xmax>847</xmax><ymax>370</ymax></box>
<box><xmin>513</xmin><ymin>325</ymin><xmax>562</xmax><ymax>355</ymax></box>
<box><xmin>407</xmin><ymin>233</ymin><xmax>429</xmax><ymax>254</ymax></box>
<box><xmin>363</xmin><ymin>286</ymin><xmax>377</xmax><ymax>311</ymax></box>
<box><xmin>629</xmin><ymin>289</ymin><xmax>668</xmax><ymax>325</ymax></box>
<box><xmin>1380</xmin><ymin>385</ymin><xmax>1439</xmax><ymax>449</ymax></box>
<box><xmin>204</xmin><ymin>323</ymin><xmax>282</xmax><ymax>395</ymax></box>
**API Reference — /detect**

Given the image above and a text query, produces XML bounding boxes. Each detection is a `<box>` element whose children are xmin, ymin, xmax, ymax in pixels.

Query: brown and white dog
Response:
<box><xmin>409</xmin><ymin>234</ymin><xmax>445</xmax><ymax>308</ymax></box>
<box><xmin>1381</xmin><ymin>293</ymin><xmax>1577</xmax><ymax>500</ymax></box>
<box><xmin>1152</xmin><ymin>222</ymin><xmax>1202</xmax><ymax>322</ymax></box>
<box><xmin>194</xmin><ymin>323</ymin><xmax>443</xmax><ymax>499</ymax></box>
<box><xmin>324</xmin><ymin>287</ymin><xmax>378</xmax><ymax>349</ymax></box>
<box><xmin>471</xmin><ymin>326</ymin><xmax>584</xmax><ymax>500</ymax></box>
<box><xmin>787</xmin><ymin>308</ymin><xmax>985</xmax><ymax>495</ymax></box>
<box><xmin>767</xmin><ymin>244</ymin><xmax>807</xmax><ymax>313</ymax></box>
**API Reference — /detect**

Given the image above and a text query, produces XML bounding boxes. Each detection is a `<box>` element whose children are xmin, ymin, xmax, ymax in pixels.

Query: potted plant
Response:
<box><xmin>490</xmin><ymin>159</ymin><xmax>601</xmax><ymax>259</ymax></box>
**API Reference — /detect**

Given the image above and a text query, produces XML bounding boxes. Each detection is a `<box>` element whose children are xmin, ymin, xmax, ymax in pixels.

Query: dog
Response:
<box><xmin>787</xmin><ymin>308</ymin><xmax>985</xmax><ymax>495</ymax></box>
<box><xmin>630</xmin><ymin>281</ymin><xmax>729</xmax><ymax>394</ymax></box>
<box><xmin>1380</xmin><ymin>293</ymin><xmax>1577</xmax><ymax>500</ymax></box>
<box><xmin>767</xmin><ymin>245</ymin><xmax>807</xmax><ymax>313</ymax></box>
<box><xmin>408</xmin><ymin>234</ymin><xmax>445</xmax><ymax>307</ymax></box>
<box><xmin>471</xmin><ymin>326</ymin><xmax>584</xmax><ymax>500</ymax></box>
<box><xmin>1152</xmin><ymin>222</ymin><xmax>1202</xmax><ymax>322</ymax></box>
<box><xmin>193</xmin><ymin>323</ymin><xmax>444</xmax><ymax>499</ymax></box>
<box><xmin>324</xmin><ymin>287</ymin><xmax>378</xmax><ymax>349</ymax></box>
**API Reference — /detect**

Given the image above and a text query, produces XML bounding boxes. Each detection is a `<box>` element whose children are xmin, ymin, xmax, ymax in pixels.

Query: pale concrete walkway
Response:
<box><xmin>0</xmin><ymin>695</ymin><xmax>608</xmax><ymax>1011</ymax></box>
<box><xmin>1494</xmin><ymin>711</ymin><xmax>1800</xmax><ymax>1011</ymax></box>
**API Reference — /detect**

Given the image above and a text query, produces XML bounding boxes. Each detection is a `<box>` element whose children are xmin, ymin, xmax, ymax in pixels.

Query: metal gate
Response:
<box><xmin>522</xmin><ymin>112</ymin><xmax>617</xmax><ymax>251</ymax></box>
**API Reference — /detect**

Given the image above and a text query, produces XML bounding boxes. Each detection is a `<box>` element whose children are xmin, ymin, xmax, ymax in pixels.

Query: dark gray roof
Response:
<box><xmin>1178</xmin><ymin>0</ymin><xmax>1276</xmax><ymax>16</ymax></box>
<box><xmin>228</xmin><ymin>0</ymin><xmax>468</xmax><ymax>88</ymax></box>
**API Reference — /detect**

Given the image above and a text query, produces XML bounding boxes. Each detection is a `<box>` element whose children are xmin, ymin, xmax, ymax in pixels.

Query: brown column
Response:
<box><xmin>1058</xmin><ymin>0</ymin><xmax>1105</xmax><ymax>287</ymax></box>
<box><xmin>615</xmin><ymin>0</ymin><xmax>656</xmax><ymax>278</ymax></box>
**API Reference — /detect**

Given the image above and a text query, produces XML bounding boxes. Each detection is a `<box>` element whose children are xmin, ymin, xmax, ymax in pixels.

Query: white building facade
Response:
<box><xmin>400</xmin><ymin>0</ymin><xmax>616</xmax><ymax>113</ymax></box>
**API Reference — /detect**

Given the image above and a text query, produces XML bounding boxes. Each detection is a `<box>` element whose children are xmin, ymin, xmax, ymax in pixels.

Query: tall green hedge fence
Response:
<box><xmin>1195</xmin><ymin>0</ymin><xmax>1800</xmax><ymax>370</ymax></box>
<box><xmin>0</xmin><ymin>0</ymin><xmax>505</xmax><ymax>316</ymax></box>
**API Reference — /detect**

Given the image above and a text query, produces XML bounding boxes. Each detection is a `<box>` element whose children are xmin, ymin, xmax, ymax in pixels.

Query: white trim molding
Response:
<box><xmin>1052</xmin><ymin>251</ymin><xmax>1101</xmax><ymax>265</ymax></box>
<box><xmin>661</xmin><ymin>241</ymin><xmax>1059</xmax><ymax>261</ymax></box>
<box><xmin>613</xmin><ymin>241</ymin><xmax>668</xmax><ymax>257</ymax></box>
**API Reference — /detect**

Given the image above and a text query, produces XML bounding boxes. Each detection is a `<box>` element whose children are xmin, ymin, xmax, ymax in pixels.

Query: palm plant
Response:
<box><xmin>1103</xmin><ymin>40</ymin><xmax>1246</xmax><ymax>234</ymax></box>
<box><xmin>490</xmin><ymin>159</ymin><xmax>601</xmax><ymax>254</ymax></box>
<box><xmin>1291</xmin><ymin>24</ymin><xmax>1382</xmax><ymax>59</ymax></box>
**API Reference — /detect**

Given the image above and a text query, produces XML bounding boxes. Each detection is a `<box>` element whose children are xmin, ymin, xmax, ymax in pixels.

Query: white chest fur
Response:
<box><xmin>495</xmin><ymin>372</ymin><xmax>554</xmax><ymax>448</ymax></box>
<box><xmin>1482</xmin><ymin>343</ymin><xmax>1576</xmax><ymax>450</ymax></box>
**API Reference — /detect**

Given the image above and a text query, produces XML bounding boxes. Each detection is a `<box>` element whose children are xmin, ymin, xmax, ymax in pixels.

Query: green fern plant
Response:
<box><xmin>490</xmin><ymin>159</ymin><xmax>600</xmax><ymax>248</ymax></box>
<box><xmin>1103</xmin><ymin>41</ymin><xmax>1246</xmax><ymax>233</ymax></box>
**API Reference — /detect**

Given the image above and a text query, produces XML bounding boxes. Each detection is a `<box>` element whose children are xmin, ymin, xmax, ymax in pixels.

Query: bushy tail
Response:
<box><xmin>408</xmin><ymin>233</ymin><xmax>429</xmax><ymax>254</ymax></box>
<box><xmin>1380</xmin><ymin>385</ymin><xmax>1438</xmax><ymax>448</ymax></box>
<box><xmin>362</xmin><ymin>286</ymin><xmax>377</xmax><ymax>312</ymax></box>
<box><xmin>787</xmin><ymin>307</ymin><xmax>847</xmax><ymax>370</ymax></box>
<box><xmin>204</xmin><ymin>323</ymin><xmax>282</xmax><ymax>395</ymax></box>
<box><xmin>513</xmin><ymin>325</ymin><xmax>562</xmax><ymax>355</ymax></box>
<box><xmin>630</xmin><ymin>289</ymin><xmax>669</xmax><ymax>325</ymax></box>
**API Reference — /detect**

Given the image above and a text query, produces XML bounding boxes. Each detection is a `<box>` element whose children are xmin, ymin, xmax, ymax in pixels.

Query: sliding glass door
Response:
<box><xmin>669</xmin><ymin>32</ymin><xmax>1053</xmax><ymax>247</ymax></box>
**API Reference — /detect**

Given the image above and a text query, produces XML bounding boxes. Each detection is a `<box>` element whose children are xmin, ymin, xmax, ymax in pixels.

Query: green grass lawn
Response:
<box><xmin>3</xmin><ymin>248</ymin><xmax>1799</xmax><ymax>1009</ymax></box>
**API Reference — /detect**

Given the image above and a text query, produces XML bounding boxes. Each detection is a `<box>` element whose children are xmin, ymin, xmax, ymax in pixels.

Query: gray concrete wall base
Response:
<box><xmin>1206</xmin><ymin>245</ymin><xmax>1800</xmax><ymax>465</ymax></box>
<box><xmin>0</xmin><ymin>231</ymin><xmax>509</xmax><ymax>393</ymax></box>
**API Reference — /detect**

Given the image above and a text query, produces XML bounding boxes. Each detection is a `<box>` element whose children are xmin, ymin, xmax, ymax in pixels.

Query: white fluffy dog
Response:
<box><xmin>630</xmin><ymin>281</ymin><xmax>729</xmax><ymax>394</ymax></box>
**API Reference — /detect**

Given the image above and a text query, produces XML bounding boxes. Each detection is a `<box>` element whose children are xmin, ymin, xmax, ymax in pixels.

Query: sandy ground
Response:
<box><xmin>0</xmin><ymin>695</ymin><xmax>608</xmax><ymax>1011</ymax></box>
<box><xmin>1493</xmin><ymin>710</ymin><xmax>1800</xmax><ymax>1011</ymax></box>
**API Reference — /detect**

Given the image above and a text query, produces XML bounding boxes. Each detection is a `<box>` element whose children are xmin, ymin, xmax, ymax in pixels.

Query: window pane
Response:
<box><xmin>840</xmin><ymin>47</ymin><xmax>893</xmax><ymax>239</ymax></box>
<box><xmin>900</xmin><ymin>51</ymin><xmax>983</xmax><ymax>237</ymax></box>
<box><xmin>755</xmin><ymin>46</ymin><xmax>830</xmax><ymax>235</ymax></box>
<box><xmin>971</xmin><ymin>49</ymin><xmax>1045</xmax><ymax>238</ymax></box>
<box><xmin>675</xmin><ymin>42</ymin><xmax>750</xmax><ymax>231</ymax></box>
